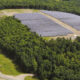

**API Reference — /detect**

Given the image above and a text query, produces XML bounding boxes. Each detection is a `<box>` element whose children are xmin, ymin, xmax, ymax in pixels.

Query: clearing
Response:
<box><xmin>0</xmin><ymin>52</ymin><xmax>34</xmax><ymax>80</ymax></box>
<box><xmin>0</xmin><ymin>9</ymin><xmax>80</xmax><ymax>40</ymax></box>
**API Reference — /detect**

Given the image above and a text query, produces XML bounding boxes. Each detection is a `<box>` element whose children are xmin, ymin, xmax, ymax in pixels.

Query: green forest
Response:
<box><xmin>0</xmin><ymin>17</ymin><xmax>80</xmax><ymax>80</ymax></box>
<box><xmin>0</xmin><ymin>0</ymin><xmax>80</xmax><ymax>80</ymax></box>
<box><xmin>0</xmin><ymin>0</ymin><xmax>80</xmax><ymax>15</ymax></box>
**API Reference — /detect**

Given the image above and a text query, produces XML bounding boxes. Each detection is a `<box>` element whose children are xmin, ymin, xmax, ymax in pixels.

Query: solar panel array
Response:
<box><xmin>41</xmin><ymin>10</ymin><xmax>80</xmax><ymax>31</ymax></box>
<box><xmin>15</xmin><ymin>13</ymin><xmax>47</xmax><ymax>20</ymax></box>
<box><xmin>14</xmin><ymin>13</ymin><xmax>73</xmax><ymax>37</ymax></box>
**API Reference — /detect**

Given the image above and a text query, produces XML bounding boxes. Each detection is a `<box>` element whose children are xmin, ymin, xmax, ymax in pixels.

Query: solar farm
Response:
<box><xmin>14</xmin><ymin>13</ymin><xmax>73</xmax><ymax>37</ymax></box>
<box><xmin>41</xmin><ymin>10</ymin><xmax>80</xmax><ymax>31</ymax></box>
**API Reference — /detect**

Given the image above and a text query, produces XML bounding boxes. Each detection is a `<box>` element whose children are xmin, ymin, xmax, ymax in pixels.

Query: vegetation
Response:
<box><xmin>0</xmin><ymin>0</ymin><xmax>80</xmax><ymax>80</ymax></box>
<box><xmin>0</xmin><ymin>17</ymin><xmax>80</xmax><ymax>80</ymax></box>
<box><xmin>0</xmin><ymin>0</ymin><xmax>80</xmax><ymax>15</ymax></box>
<box><xmin>25</xmin><ymin>76</ymin><xmax>39</xmax><ymax>80</ymax></box>
<box><xmin>46</xmin><ymin>38</ymin><xmax>80</xmax><ymax>80</ymax></box>
<box><xmin>0</xmin><ymin>52</ymin><xmax>21</xmax><ymax>75</ymax></box>
<box><xmin>0</xmin><ymin>16</ymin><xmax>52</xmax><ymax>75</ymax></box>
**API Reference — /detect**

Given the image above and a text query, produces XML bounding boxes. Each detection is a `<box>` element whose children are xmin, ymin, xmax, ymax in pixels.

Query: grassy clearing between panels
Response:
<box><xmin>43</xmin><ymin>37</ymin><xmax>51</xmax><ymax>41</ymax></box>
<box><xmin>25</xmin><ymin>76</ymin><xmax>39</xmax><ymax>80</ymax></box>
<box><xmin>0</xmin><ymin>53</ymin><xmax>22</xmax><ymax>75</ymax></box>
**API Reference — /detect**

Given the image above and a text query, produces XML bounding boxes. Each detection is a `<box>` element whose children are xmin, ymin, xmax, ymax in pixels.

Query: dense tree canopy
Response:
<box><xmin>0</xmin><ymin>0</ymin><xmax>80</xmax><ymax>15</ymax></box>
<box><xmin>0</xmin><ymin>17</ymin><xmax>80</xmax><ymax>80</ymax></box>
<box><xmin>0</xmin><ymin>0</ymin><xmax>80</xmax><ymax>80</ymax></box>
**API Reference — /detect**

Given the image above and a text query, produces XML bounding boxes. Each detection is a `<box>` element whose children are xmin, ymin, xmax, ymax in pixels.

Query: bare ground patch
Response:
<box><xmin>0</xmin><ymin>72</ymin><xmax>34</xmax><ymax>80</ymax></box>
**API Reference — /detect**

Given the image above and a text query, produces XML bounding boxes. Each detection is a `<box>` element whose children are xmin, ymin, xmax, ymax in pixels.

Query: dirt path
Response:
<box><xmin>0</xmin><ymin>72</ymin><xmax>34</xmax><ymax>80</ymax></box>
<box><xmin>1</xmin><ymin>11</ymin><xmax>17</xmax><ymax>16</ymax></box>
<box><xmin>39</xmin><ymin>11</ymin><xmax>80</xmax><ymax>39</ymax></box>
<box><xmin>0</xmin><ymin>77</ymin><xmax>6</xmax><ymax>80</ymax></box>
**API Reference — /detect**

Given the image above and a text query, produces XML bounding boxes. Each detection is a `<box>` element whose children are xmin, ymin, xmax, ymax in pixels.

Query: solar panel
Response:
<box><xmin>14</xmin><ymin>13</ymin><xmax>73</xmax><ymax>37</ymax></box>
<box><xmin>14</xmin><ymin>13</ymin><xmax>48</xmax><ymax>21</ymax></box>
<box><xmin>41</xmin><ymin>10</ymin><xmax>80</xmax><ymax>31</ymax></box>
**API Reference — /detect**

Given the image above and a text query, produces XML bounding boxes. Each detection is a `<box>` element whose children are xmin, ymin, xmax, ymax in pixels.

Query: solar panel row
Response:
<box><xmin>15</xmin><ymin>13</ymin><xmax>48</xmax><ymax>20</ymax></box>
<box><xmin>41</xmin><ymin>10</ymin><xmax>80</xmax><ymax>31</ymax></box>
<box><xmin>14</xmin><ymin>13</ymin><xmax>73</xmax><ymax>37</ymax></box>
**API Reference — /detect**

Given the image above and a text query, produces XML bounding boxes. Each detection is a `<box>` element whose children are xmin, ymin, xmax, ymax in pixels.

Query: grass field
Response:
<box><xmin>0</xmin><ymin>9</ymin><xmax>39</xmax><ymax>12</ymax></box>
<box><xmin>0</xmin><ymin>9</ymin><xmax>39</xmax><ymax>16</ymax></box>
<box><xmin>0</xmin><ymin>53</ymin><xmax>22</xmax><ymax>76</ymax></box>
<box><xmin>25</xmin><ymin>76</ymin><xmax>39</xmax><ymax>80</ymax></box>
